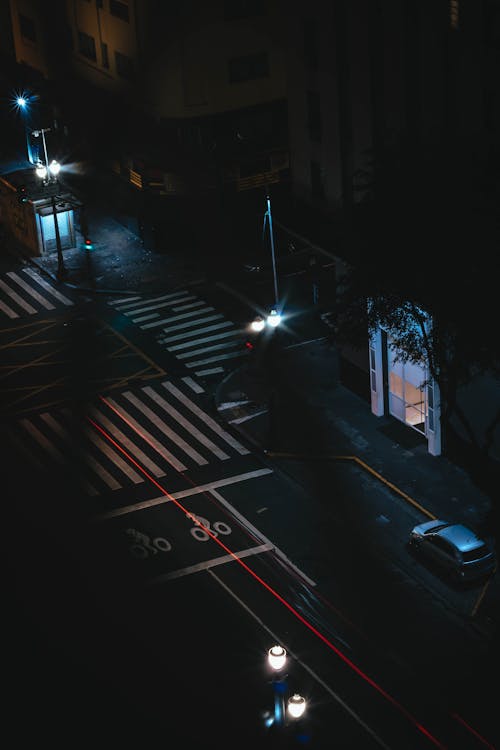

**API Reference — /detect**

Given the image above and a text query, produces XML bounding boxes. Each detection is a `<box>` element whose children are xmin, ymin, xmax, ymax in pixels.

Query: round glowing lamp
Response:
<box><xmin>250</xmin><ymin>316</ymin><xmax>265</xmax><ymax>332</ymax></box>
<box><xmin>49</xmin><ymin>160</ymin><xmax>61</xmax><ymax>177</ymax></box>
<box><xmin>267</xmin><ymin>645</ymin><xmax>287</xmax><ymax>671</ymax></box>
<box><xmin>266</xmin><ymin>309</ymin><xmax>281</xmax><ymax>328</ymax></box>
<box><xmin>287</xmin><ymin>694</ymin><xmax>306</xmax><ymax>719</ymax></box>
<box><xmin>35</xmin><ymin>161</ymin><xmax>47</xmax><ymax>180</ymax></box>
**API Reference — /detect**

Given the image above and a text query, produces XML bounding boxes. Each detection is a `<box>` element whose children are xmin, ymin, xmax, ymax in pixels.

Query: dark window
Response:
<box><xmin>115</xmin><ymin>50</ymin><xmax>134</xmax><ymax>79</ymax></box>
<box><xmin>19</xmin><ymin>13</ymin><xmax>37</xmax><ymax>43</ymax></box>
<box><xmin>303</xmin><ymin>17</ymin><xmax>318</xmax><ymax>70</ymax></box>
<box><xmin>228</xmin><ymin>52</ymin><xmax>269</xmax><ymax>83</ymax></box>
<box><xmin>307</xmin><ymin>90</ymin><xmax>322</xmax><ymax>142</ymax></box>
<box><xmin>101</xmin><ymin>42</ymin><xmax>109</xmax><ymax>68</ymax></box>
<box><xmin>310</xmin><ymin>160</ymin><xmax>325</xmax><ymax>202</ymax></box>
<box><xmin>78</xmin><ymin>31</ymin><xmax>96</xmax><ymax>61</ymax></box>
<box><xmin>97</xmin><ymin>0</ymin><xmax>104</xmax><ymax>7</ymax></box>
<box><xmin>224</xmin><ymin>0</ymin><xmax>265</xmax><ymax>21</ymax></box>
<box><xmin>110</xmin><ymin>0</ymin><xmax>129</xmax><ymax>22</ymax></box>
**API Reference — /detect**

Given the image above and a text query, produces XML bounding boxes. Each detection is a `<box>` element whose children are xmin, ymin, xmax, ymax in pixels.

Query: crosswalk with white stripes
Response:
<box><xmin>108</xmin><ymin>289</ymin><xmax>249</xmax><ymax>378</ymax></box>
<box><xmin>14</xmin><ymin>377</ymin><xmax>249</xmax><ymax>496</ymax></box>
<box><xmin>0</xmin><ymin>267</ymin><xmax>75</xmax><ymax>318</ymax></box>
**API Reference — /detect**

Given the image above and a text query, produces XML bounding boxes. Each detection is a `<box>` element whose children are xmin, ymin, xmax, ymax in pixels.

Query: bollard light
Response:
<box><xmin>266</xmin><ymin>309</ymin><xmax>281</xmax><ymax>328</ymax></box>
<box><xmin>267</xmin><ymin>645</ymin><xmax>287</xmax><ymax>671</ymax></box>
<box><xmin>287</xmin><ymin>693</ymin><xmax>306</xmax><ymax>719</ymax></box>
<box><xmin>250</xmin><ymin>315</ymin><xmax>265</xmax><ymax>332</ymax></box>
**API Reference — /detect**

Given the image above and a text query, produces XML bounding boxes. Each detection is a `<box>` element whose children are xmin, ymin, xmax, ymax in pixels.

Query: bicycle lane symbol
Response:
<box><xmin>187</xmin><ymin>513</ymin><xmax>232</xmax><ymax>543</ymax></box>
<box><xmin>125</xmin><ymin>528</ymin><xmax>172</xmax><ymax>560</ymax></box>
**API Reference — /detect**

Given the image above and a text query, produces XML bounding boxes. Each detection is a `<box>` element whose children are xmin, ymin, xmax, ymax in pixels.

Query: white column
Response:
<box><xmin>427</xmin><ymin>378</ymin><xmax>442</xmax><ymax>456</ymax></box>
<box><xmin>369</xmin><ymin>330</ymin><xmax>384</xmax><ymax>417</ymax></box>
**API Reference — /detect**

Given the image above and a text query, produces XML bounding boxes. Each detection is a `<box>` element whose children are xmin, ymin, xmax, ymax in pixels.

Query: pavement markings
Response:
<box><xmin>149</xmin><ymin>543</ymin><xmax>274</xmax><ymax>583</ymax></box>
<box><xmin>0</xmin><ymin>268</ymin><xmax>76</xmax><ymax>319</ymax></box>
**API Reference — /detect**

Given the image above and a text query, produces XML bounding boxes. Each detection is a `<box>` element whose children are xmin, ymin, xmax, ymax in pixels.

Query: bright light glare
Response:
<box><xmin>35</xmin><ymin>162</ymin><xmax>47</xmax><ymax>179</ymax></box>
<box><xmin>49</xmin><ymin>160</ymin><xmax>61</xmax><ymax>176</ymax></box>
<box><xmin>287</xmin><ymin>694</ymin><xmax>306</xmax><ymax>719</ymax></box>
<box><xmin>267</xmin><ymin>309</ymin><xmax>281</xmax><ymax>327</ymax></box>
<box><xmin>267</xmin><ymin>645</ymin><xmax>287</xmax><ymax>671</ymax></box>
<box><xmin>16</xmin><ymin>97</ymin><xmax>27</xmax><ymax>108</ymax></box>
<box><xmin>250</xmin><ymin>316</ymin><xmax>265</xmax><ymax>332</ymax></box>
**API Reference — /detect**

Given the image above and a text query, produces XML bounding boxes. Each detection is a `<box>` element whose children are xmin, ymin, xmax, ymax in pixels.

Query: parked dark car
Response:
<box><xmin>409</xmin><ymin>519</ymin><xmax>497</xmax><ymax>582</ymax></box>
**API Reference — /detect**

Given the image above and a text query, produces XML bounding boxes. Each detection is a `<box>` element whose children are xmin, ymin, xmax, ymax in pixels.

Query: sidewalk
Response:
<box><xmin>214</xmin><ymin>337</ymin><xmax>500</xmax><ymax>638</ymax></box>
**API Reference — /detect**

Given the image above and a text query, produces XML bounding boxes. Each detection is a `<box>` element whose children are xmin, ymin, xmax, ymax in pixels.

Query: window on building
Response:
<box><xmin>115</xmin><ymin>50</ymin><xmax>134</xmax><ymax>79</ymax></box>
<box><xmin>450</xmin><ymin>1</ymin><xmax>459</xmax><ymax>30</ymax></box>
<box><xmin>224</xmin><ymin>0</ymin><xmax>265</xmax><ymax>21</ymax></box>
<box><xmin>303</xmin><ymin>17</ymin><xmax>318</xmax><ymax>70</ymax></box>
<box><xmin>228</xmin><ymin>52</ymin><xmax>269</xmax><ymax>83</ymax></box>
<box><xmin>19</xmin><ymin>13</ymin><xmax>37</xmax><ymax>43</ymax></box>
<box><xmin>101</xmin><ymin>42</ymin><xmax>109</xmax><ymax>68</ymax></box>
<box><xmin>310</xmin><ymin>160</ymin><xmax>325</xmax><ymax>202</ymax></box>
<box><xmin>110</xmin><ymin>0</ymin><xmax>129</xmax><ymax>22</ymax></box>
<box><xmin>307</xmin><ymin>90</ymin><xmax>322</xmax><ymax>142</ymax></box>
<box><xmin>97</xmin><ymin>0</ymin><xmax>104</xmax><ymax>7</ymax></box>
<box><xmin>78</xmin><ymin>31</ymin><xmax>96</xmax><ymax>61</ymax></box>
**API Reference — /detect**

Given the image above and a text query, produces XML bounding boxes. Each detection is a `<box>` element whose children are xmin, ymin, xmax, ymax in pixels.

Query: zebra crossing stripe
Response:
<box><xmin>159</xmin><ymin>320</ymin><xmax>233</xmax><ymax>344</ymax></box>
<box><xmin>123</xmin><ymin>295</ymin><xmax>195</xmax><ymax>317</ymax></box>
<box><xmin>0</xmin><ymin>278</ymin><xmax>37</xmax><ymax>314</ymax></box>
<box><xmin>182</xmin><ymin>376</ymin><xmax>204</xmax><ymax>394</ymax></box>
<box><xmin>113</xmin><ymin>290</ymin><xmax>189</xmax><ymax>311</ymax></box>
<box><xmin>141</xmin><ymin>306</ymin><xmax>214</xmax><ymax>330</ymax></box>
<box><xmin>177</xmin><ymin>339</ymin><xmax>243</xmax><ymax>360</ymax></box>
<box><xmin>195</xmin><ymin>367</ymin><xmax>224</xmax><ymax>376</ymax></box>
<box><xmin>123</xmin><ymin>391</ymin><xmax>209</xmax><ymax>466</ymax></box>
<box><xmin>162</xmin><ymin>381</ymin><xmax>249</xmax><ymax>455</ymax></box>
<box><xmin>167</xmin><ymin>328</ymin><xmax>241</xmax><ymax>352</ymax></box>
<box><xmin>0</xmin><ymin>298</ymin><xmax>19</xmax><ymax>318</ymax></box>
<box><xmin>84</xmin><ymin>450</ymin><xmax>122</xmax><ymax>490</ymax></box>
<box><xmin>85</xmin><ymin>427</ymin><xmax>143</xmax><ymax>484</ymax></box>
<box><xmin>106</xmin><ymin>397</ymin><xmax>188</xmax><ymax>471</ymax></box>
<box><xmin>171</xmin><ymin>300</ymin><xmax>207</xmax><ymax>312</ymax></box>
<box><xmin>40</xmin><ymin>412</ymin><xmax>98</xmax><ymax>495</ymax></box>
<box><xmin>131</xmin><ymin>312</ymin><xmax>159</xmax><ymax>323</ymax></box>
<box><xmin>142</xmin><ymin>385</ymin><xmax>230</xmax><ymax>460</ymax></box>
<box><xmin>186</xmin><ymin>349</ymin><xmax>249</xmax><ymax>368</ymax></box>
<box><xmin>7</xmin><ymin>271</ymin><xmax>55</xmax><ymax>309</ymax></box>
<box><xmin>161</xmin><ymin>314</ymin><xmax>224</xmax><ymax>334</ymax></box>
<box><xmin>108</xmin><ymin>295</ymin><xmax>141</xmax><ymax>305</ymax></box>
<box><xmin>20</xmin><ymin>418</ymin><xmax>65</xmax><ymax>462</ymax></box>
<box><xmin>23</xmin><ymin>267</ymin><xmax>74</xmax><ymax>305</ymax></box>
<box><xmin>89</xmin><ymin>407</ymin><xmax>166</xmax><ymax>478</ymax></box>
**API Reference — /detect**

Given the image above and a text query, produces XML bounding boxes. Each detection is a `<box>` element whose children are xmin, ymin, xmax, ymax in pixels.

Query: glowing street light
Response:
<box><xmin>35</xmin><ymin>161</ymin><xmax>47</xmax><ymax>180</ymax></box>
<box><xmin>287</xmin><ymin>694</ymin><xmax>307</xmax><ymax>719</ymax></box>
<box><xmin>49</xmin><ymin>159</ymin><xmax>61</xmax><ymax>177</ymax></box>
<box><xmin>16</xmin><ymin>96</ymin><xmax>27</xmax><ymax>109</ymax></box>
<box><xmin>250</xmin><ymin>315</ymin><xmax>266</xmax><ymax>333</ymax></box>
<box><xmin>266</xmin><ymin>308</ymin><xmax>282</xmax><ymax>328</ymax></box>
<box><xmin>267</xmin><ymin>645</ymin><xmax>287</xmax><ymax>671</ymax></box>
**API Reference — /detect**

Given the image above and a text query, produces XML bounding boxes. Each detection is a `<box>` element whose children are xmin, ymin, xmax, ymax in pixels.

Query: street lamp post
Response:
<box><xmin>266</xmin><ymin>645</ymin><xmax>307</xmax><ymax>735</ymax></box>
<box><xmin>32</xmin><ymin>127</ymin><xmax>65</xmax><ymax>279</ymax></box>
<box><xmin>263</xmin><ymin>193</ymin><xmax>279</xmax><ymax>309</ymax></box>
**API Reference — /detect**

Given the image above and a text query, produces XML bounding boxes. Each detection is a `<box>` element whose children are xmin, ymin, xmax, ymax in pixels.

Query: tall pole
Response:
<box><xmin>266</xmin><ymin>193</ymin><xmax>279</xmax><ymax>307</ymax></box>
<box><xmin>40</xmin><ymin>128</ymin><xmax>50</xmax><ymax>176</ymax></box>
<box><xmin>51</xmin><ymin>195</ymin><xmax>66</xmax><ymax>280</ymax></box>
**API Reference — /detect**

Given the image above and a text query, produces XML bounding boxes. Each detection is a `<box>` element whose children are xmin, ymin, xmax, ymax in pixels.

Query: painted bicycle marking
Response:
<box><xmin>125</xmin><ymin>528</ymin><xmax>172</xmax><ymax>560</ymax></box>
<box><xmin>187</xmin><ymin>513</ymin><xmax>232</xmax><ymax>542</ymax></box>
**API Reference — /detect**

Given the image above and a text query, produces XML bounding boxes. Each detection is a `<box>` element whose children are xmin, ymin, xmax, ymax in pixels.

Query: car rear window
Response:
<box><xmin>462</xmin><ymin>545</ymin><xmax>490</xmax><ymax>562</ymax></box>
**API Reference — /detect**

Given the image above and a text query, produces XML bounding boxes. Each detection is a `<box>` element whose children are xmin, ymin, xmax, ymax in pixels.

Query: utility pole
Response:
<box><xmin>263</xmin><ymin>192</ymin><xmax>279</xmax><ymax>308</ymax></box>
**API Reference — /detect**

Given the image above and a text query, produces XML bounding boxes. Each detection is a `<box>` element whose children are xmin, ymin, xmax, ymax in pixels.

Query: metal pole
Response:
<box><xmin>41</xmin><ymin>129</ymin><xmax>50</xmax><ymax>177</ymax></box>
<box><xmin>266</xmin><ymin>194</ymin><xmax>279</xmax><ymax>307</ymax></box>
<box><xmin>51</xmin><ymin>195</ymin><xmax>66</xmax><ymax>280</ymax></box>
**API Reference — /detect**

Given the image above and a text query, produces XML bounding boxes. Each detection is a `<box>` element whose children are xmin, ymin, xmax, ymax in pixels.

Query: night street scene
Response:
<box><xmin>2</xmin><ymin>1</ymin><xmax>500</xmax><ymax>748</ymax></box>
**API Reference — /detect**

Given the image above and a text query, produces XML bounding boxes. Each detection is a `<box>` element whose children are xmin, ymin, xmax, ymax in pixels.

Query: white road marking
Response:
<box><xmin>182</xmin><ymin>376</ymin><xmax>204</xmax><ymax>393</ymax></box>
<box><xmin>0</xmin><ymin>278</ymin><xmax>37</xmax><ymax>314</ymax></box>
<box><xmin>0</xmin><ymin>298</ymin><xmax>19</xmax><ymax>318</ymax></box>
<box><xmin>123</xmin><ymin>390</ymin><xmax>208</xmax><ymax>465</ymax></box>
<box><xmin>131</xmin><ymin>312</ymin><xmax>159</xmax><ymax>323</ymax></box>
<box><xmin>163</xmin><ymin>381</ymin><xmax>249</xmax><ymax>454</ymax></box>
<box><xmin>148</xmin><ymin>543</ymin><xmax>274</xmax><ymax>583</ymax></box>
<box><xmin>124</xmin><ymin>295</ymin><xmax>194</xmax><ymax>316</ymax></box>
<box><xmin>160</xmin><ymin>314</ymin><xmax>224</xmax><ymax>334</ymax></box>
<box><xmin>142</xmin><ymin>385</ymin><xmax>229</xmax><ymax>460</ymax></box>
<box><xmin>210</xmin><ymin>571</ymin><xmax>390</xmax><ymax>750</ymax></box>
<box><xmin>107</xmin><ymin>397</ymin><xmax>187</xmax><ymax>472</ymax></box>
<box><xmin>229</xmin><ymin>409</ymin><xmax>268</xmax><ymax>424</ymax></box>
<box><xmin>217</xmin><ymin>400</ymin><xmax>251</xmax><ymax>411</ymax></box>
<box><xmin>166</xmin><ymin>328</ymin><xmax>241</xmax><ymax>352</ymax></box>
<box><xmin>92</xmin><ymin>468</ymin><xmax>273</xmax><ymax>521</ymax></box>
<box><xmin>178</xmin><ymin>339</ymin><xmax>243</xmax><ymax>359</ymax></box>
<box><xmin>7</xmin><ymin>271</ymin><xmax>55</xmax><ymax>309</ymax></box>
<box><xmin>171</xmin><ymin>300</ymin><xmax>207</xmax><ymax>312</ymax></box>
<box><xmin>108</xmin><ymin>295</ymin><xmax>141</xmax><ymax>305</ymax></box>
<box><xmin>85</xmin><ymin>427</ymin><xmax>143</xmax><ymax>484</ymax></box>
<box><xmin>158</xmin><ymin>320</ymin><xmax>234</xmax><ymax>344</ymax></box>
<box><xmin>112</xmin><ymin>290</ymin><xmax>188</xmax><ymax>311</ymax></box>
<box><xmin>90</xmin><ymin>407</ymin><xmax>166</xmax><ymax>478</ymax></box>
<box><xmin>195</xmin><ymin>367</ymin><xmax>225</xmax><ymax>376</ymax></box>
<box><xmin>39</xmin><ymin>413</ymin><xmax>98</xmax><ymax>495</ymax></box>
<box><xmin>186</xmin><ymin>349</ymin><xmax>249</xmax><ymax>368</ymax></box>
<box><xmin>23</xmin><ymin>268</ymin><xmax>74</xmax><ymax>304</ymax></box>
<box><xmin>141</xmin><ymin>307</ymin><xmax>214</xmax><ymax>330</ymax></box>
